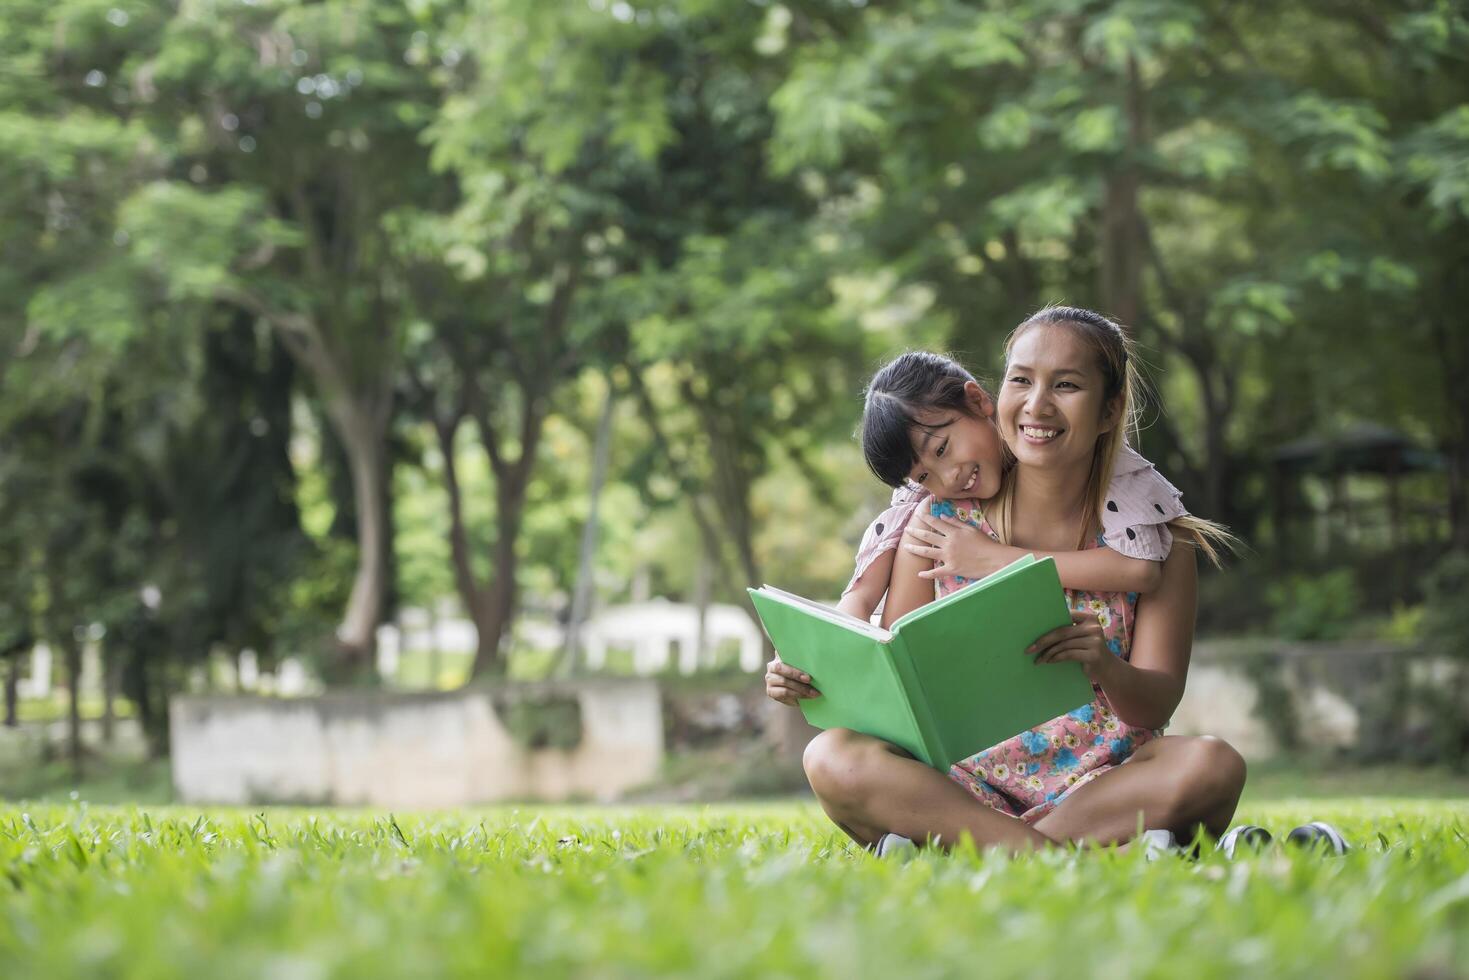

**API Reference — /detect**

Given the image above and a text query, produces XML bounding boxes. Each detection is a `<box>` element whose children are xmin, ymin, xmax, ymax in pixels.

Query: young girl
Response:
<box><xmin>835</xmin><ymin>349</ymin><xmax>1189</xmax><ymax>627</ymax></box>
<box><xmin>768</xmin><ymin>306</ymin><xmax>1248</xmax><ymax>855</ymax></box>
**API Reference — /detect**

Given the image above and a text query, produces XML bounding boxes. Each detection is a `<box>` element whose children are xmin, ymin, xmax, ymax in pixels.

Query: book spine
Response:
<box><xmin>887</xmin><ymin>633</ymin><xmax>948</xmax><ymax>769</ymax></box>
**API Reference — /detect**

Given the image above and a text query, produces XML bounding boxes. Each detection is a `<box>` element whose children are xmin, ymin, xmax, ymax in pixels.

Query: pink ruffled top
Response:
<box><xmin>842</xmin><ymin>445</ymin><xmax>1187</xmax><ymax>599</ymax></box>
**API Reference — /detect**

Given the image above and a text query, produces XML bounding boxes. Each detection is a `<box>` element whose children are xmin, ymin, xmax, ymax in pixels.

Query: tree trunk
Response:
<box><xmin>101</xmin><ymin>644</ymin><xmax>116</xmax><ymax>745</ymax></box>
<box><xmin>561</xmin><ymin>384</ymin><xmax>616</xmax><ymax>675</ymax></box>
<box><xmin>3</xmin><ymin>657</ymin><xmax>17</xmax><ymax>728</ymax></box>
<box><xmin>427</xmin><ymin>603</ymin><xmax>441</xmax><ymax>690</ymax></box>
<box><xmin>627</xmin><ymin>365</ymin><xmax>742</xmax><ymax>599</ymax></box>
<box><xmin>1433</xmin><ymin>316</ymin><xmax>1469</xmax><ymax>550</ymax></box>
<box><xmin>64</xmin><ymin>639</ymin><xmax>83</xmax><ymax>779</ymax></box>
<box><xmin>1100</xmin><ymin>56</ymin><xmax>1145</xmax><ymax>327</ymax></box>
<box><xmin>464</xmin><ymin>383</ymin><xmax>548</xmax><ymax>681</ymax></box>
<box><xmin>144</xmin><ymin>650</ymin><xmax>169</xmax><ymax>760</ymax></box>
<box><xmin>701</xmin><ymin>402</ymin><xmax>771</xmax><ymax>654</ymax></box>
<box><xmin>1198</xmin><ymin>361</ymin><xmax>1230</xmax><ymax>523</ymax></box>
<box><xmin>1446</xmin><ymin>437</ymin><xmax>1469</xmax><ymax>551</ymax></box>
<box><xmin>329</xmin><ymin>401</ymin><xmax>391</xmax><ymax>669</ymax></box>
<box><xmin>692</xmin><ymin>553</ymin><xmax>711</xmax><ymax>671</ymax></box>
<box><xmin>470</xmin><ymin>477</ymin><xmax>530</xmax><ymax>678</ymax></box>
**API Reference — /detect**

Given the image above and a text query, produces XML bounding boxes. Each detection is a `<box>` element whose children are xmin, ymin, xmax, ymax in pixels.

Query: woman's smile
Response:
<box><xmin>1000</xmin><ymin>323</ymin><xmax>1109</xmax><ymax>466</ymax></box>
<box><xmin>1018</xmin><ymin>425</ymin><xmax>1064</xmax><ymax>444</ymax></box>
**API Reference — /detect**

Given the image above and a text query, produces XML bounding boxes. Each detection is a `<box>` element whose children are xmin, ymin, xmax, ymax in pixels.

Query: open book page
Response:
<box><xmin>747</xmin><ymin>586</ymin><xmax>925</xmax><ymax>761</ymax></box>
<box><xmin>890</xmin><ymin>557</ymin><xmax>1091</xmax><ymax>765</ymax></box>
<box><xmin>888</xmin><ymin>553</ymin><xmax>1037</xmax><ymax>632</ymax></box>
<box><xmin>754</xmin><ymin>585</ymin><xmax>892</xmax><ymax>642</ymax></box>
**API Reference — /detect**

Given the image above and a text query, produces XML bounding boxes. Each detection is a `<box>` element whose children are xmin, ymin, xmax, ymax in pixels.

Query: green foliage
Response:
<box><xmin>1267</xmin><ymin>570</ymin><xmax>1363</xmax><ymax>642</ymax></box>
<box><xmin>0</xmin><ymin>803</ymin><xmax>1467</xmax><ymax>976</ymax></box>
<box><xmin>1417</xmin><ymin>551</ymin><xmax>1469</xmax><ymax>663</ymax></box>
<box><xmin>1242</xmin><ymin>651</ymin><xmax>1302</xmax><ymax>753</ymax></box>
<box><xmin>491</xmin><ymin>692</ymin><xmax>584</xmax><ymax>751</ymax></box>
<box><xmin>1382</xmin><ymin>603</ymin><xmax>1426</xmax><ymax>644</ymax></box>
<box><xmin>1411</xmin><ymin>551</ymin><xmax>1469</xmax><ymax>767</ymax></box>
<box><xmin>118</xmin><ymin>183</ymin><xmax>301</xmax><ymax>302</ymax></box>
<box><xmin>3</xmin><ymin>0</ymin><xmax>1468</xmax><ymax>706</ymax></box>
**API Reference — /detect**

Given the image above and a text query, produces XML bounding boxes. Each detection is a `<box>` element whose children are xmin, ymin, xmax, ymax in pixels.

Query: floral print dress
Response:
<box><xmin>927</xmin><ymin>499</ymin><xmax>1162</xmax><ymax>825</ymax></box>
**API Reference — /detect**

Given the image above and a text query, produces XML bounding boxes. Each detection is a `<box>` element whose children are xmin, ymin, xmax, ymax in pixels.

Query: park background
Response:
<box><xmin>1</xmin><ymin>0</ymin><xmax>1467</xmax><ymax>807</ymax></box>
<box><xmin>6</xmin><ymin>2</ymin><xmax>1469</xmax><ymax>977</ymax></box>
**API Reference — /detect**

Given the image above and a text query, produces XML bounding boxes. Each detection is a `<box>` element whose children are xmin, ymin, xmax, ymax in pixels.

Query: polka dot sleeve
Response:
<box><xmin>842</xmin><ymin>487</ymin><xmax>927</xmax><ymax>598</ymax></box>
<box><xmin>1100</xmin><ymin>447</ymin><xmax>1189</xmax><ymax>562</ymax></box>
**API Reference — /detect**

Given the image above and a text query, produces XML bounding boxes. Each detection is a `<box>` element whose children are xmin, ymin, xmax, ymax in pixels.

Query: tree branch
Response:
<box><xmin>626</xmin><ymin>365</ymin><xmax>742</xmax><ymax>594</ymax></box>
<box><xmin>435</xmin><ymin>413</ymin><xmax>484</xmax><ymax>621</ymax></box>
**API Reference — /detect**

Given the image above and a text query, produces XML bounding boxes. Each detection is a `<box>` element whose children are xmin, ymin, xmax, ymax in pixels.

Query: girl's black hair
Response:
<box><xmin>859</xmin><ymin>351</ymin><xmax>981</xmax><ymax>489</ymax></box>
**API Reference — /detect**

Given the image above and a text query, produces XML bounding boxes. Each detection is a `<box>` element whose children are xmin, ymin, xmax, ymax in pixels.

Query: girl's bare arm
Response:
<box><xmin>907</xmin><ymin>512</ymin><xmax>1163</xmax><ymax>593</ymax></box>
<box><xmin>880</xmin><ymin>533</ymin><xmax>936</xmax><ymax>629</ymax></box>
<box><xmin>837</xmin><ymin>549</ymin><xmax>893</xmax><ymax>621</ymax></box>
<box><xmin>1044</xmin><ymin>547</ymin><xmax>1162</xmax><ymax>594</ymax></box>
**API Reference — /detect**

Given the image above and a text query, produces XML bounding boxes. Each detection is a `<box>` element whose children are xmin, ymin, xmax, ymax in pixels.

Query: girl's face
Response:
<box><xmin>998</xmin><ymin>323</ymin><xmax>1116</xmax><ymax>471</ymax></box>
<box><xmin>905</xmin><ymin>382</ymin><xmax>1005</xmax><ymax>500</ymax></box>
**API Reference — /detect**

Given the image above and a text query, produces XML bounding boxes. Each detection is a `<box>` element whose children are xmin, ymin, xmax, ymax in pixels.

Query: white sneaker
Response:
<box><xmin>1286</xmin><ymin>821</ymin><xmax>1350</xmax><ymax>855</ymax></box>
<box><xmin>873</xmin><ymin>833</ymin><xmax>917</xmax><ymax>860</ymax></box>
<box><xmin>1216</xmin><ymin>824</ymin><xmax>1273</xmax><ymax>859</ymax></box>
<box><xmin>1139</xmin><ymin>828</ymin><xmax>1182</xmax><ymax>861</ymax></box>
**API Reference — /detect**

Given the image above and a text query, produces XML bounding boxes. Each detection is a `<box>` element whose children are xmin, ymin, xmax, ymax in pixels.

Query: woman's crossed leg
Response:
<box><xmin>803</xmin><ymin>728</ymin><xmax>1245</xmax><ymax>853</ymax></box>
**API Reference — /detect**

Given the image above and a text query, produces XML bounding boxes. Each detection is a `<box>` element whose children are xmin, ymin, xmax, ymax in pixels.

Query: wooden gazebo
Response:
<box><xmin>1269</xmin><ymin>423</ymin><xmax>1445</xmax><ymax>553</ymax></box>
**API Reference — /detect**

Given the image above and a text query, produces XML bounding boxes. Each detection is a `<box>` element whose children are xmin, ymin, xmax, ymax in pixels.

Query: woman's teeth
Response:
<box><xmin>961</xmin><ymin>466</ymin><xmax>978</xmax><ymax>492</ymax></box>
<box><xmin>1021</xmin><ymin>425</ymin><xmax>1060</xmax><ymax>441</ymax></box>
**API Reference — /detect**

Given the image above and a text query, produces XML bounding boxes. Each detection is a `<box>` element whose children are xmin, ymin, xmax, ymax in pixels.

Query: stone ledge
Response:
<box><xmin>169</xmin><ymin>681</ymin><xmax>664</xmax><ymax>807</ymax></box>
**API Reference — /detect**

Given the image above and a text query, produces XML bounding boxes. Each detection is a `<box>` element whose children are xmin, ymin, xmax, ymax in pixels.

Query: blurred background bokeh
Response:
<box><xmin>2</xmin><ymin>0</ymin><xmax>1466</xmax><ymax>805</ymax></box>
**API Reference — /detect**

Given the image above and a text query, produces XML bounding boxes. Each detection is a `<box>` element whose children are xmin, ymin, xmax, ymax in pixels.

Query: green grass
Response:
<box><xmin>12</xmin><ymin>695</ymin><xmax>137</xmax><ymax>724</ymax></box>
<box><xmin>0</xmin><ymin>757</ymin><xmax>173</xmax><ymax>806</ymax></box>
<box><xmin>0</xmin><ymin>800</ymin><xmax>1467</xmax><ymax>978</ymax></box>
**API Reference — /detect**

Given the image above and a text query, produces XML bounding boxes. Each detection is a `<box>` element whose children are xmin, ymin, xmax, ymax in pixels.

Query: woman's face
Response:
<box><xmin>905</xmin><ymin>382</ymin><xmax>1005</xmax><ymax>500</ymax></box>
<box><xmin>998</xmin><ymin>323</ymin><xmax>1115</xmax><ymax>471</ymax></box>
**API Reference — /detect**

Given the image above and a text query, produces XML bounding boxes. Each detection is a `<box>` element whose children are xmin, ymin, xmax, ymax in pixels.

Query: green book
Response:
<box><xmin>748</xmin><ymin>555</ymin><xmax>1093</xmax><ymax>769</ymax></box>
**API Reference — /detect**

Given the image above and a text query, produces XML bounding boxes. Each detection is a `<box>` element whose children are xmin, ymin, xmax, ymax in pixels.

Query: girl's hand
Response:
<box><xmin>765</xmin><ymin>654</ymin><xmax>820</xmax><ymax>706</ymax></box>
<box><xmin>900</xmin><ymin>511</ymin><xmax>1017</xmax><ymax>581</ymax></box>
<box><xmin>1026</xmin><ymin>611</ymin><xmax>1110</xmax><ymax>679</ymax></box>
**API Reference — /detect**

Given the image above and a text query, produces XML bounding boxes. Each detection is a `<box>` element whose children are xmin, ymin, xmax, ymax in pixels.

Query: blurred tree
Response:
<box><xmin>1</xmin><ymin>0</ymin><xmax>316</xmax><ymax>753</ymax></box>
<box><xmin>389</xmin><ymin>0</ymin><xmax>666</xmax><ymax>677</ymax></box>
<box><xmin>111</xmin><ymin>0</ymin><xmax>443</xmax><ymax>671</ymax></box>
<box><xmin>769</xmin><ymin>0</ymin><xmax>1468</xmax><ymax>552</ymax></box>
<box><xmin>610</xmin><ymin>3</ymin><xmax>868</xmax><ymax>642</ymax></box>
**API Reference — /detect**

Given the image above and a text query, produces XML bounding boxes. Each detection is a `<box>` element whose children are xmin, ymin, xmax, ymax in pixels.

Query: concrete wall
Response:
<box><xmin>169</xmin><ymin>680</ymin><xmax>663</xmax><ymax>807</ymax></box>
<box><xmin>1168</xmin><ymin>662</ymin><xmax>1281</xmax><ymax>758</ymax></box>
<box><xmin>1166</xmin><ymin>640</ymin><xmax>1412</xmax><ymax>759</ymax></box>
<box><xmin>757</xmin><ymin>640</ymin><xmax>1417</xmax><ymax>766</ymax></box>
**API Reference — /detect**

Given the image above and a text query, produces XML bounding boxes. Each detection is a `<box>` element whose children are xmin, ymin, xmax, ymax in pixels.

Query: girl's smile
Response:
<box><xmin>905</xmin><ymin>382</ymin><xmax>1005</xmax><ymax>500</ymax></box>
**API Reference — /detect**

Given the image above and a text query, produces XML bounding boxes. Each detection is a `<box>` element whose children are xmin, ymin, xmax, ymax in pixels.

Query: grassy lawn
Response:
<box><xmin>0</xmin><ymin>799</ymin><xmax>1466</xmax><ymax>978</ymax></box>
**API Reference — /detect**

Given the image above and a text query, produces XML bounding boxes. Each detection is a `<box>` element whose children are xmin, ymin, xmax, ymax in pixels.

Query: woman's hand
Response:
<box><xmin>900</xmin><ymin>511</ymin><xmax>1020</xmax><ymax>581</ymax></box>
<box><xmin>1026</xmin><ymin>611</ymin><xmax>1110</xmax><ymax>679</ymax></box>
<box><xmin>765</xmin><ymin>654</ymin><xmax>820</xmax><ymax>706</ymax></box>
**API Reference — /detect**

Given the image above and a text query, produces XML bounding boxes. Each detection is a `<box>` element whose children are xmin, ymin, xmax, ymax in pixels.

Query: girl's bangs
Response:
<box><xmin>861</xmin><ymin>397</ymin><xmax>923</xmax><ymax>489</ymax></box>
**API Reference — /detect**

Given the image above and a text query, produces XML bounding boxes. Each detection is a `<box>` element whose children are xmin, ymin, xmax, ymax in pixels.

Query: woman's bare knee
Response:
<box><xmin>1186</xmin><ymin>736</ymin><xmax>1246</xmax><ymax>800</ymax></box>
<box><xmin>803</xmin><ymin>728</ymin><xmax>890</xmax><ymax>806</ymax></box>
<box><xmin>1165</xmin><ymin>736</ymin><xmax>1246</xmax><ymax>829</ymax></box>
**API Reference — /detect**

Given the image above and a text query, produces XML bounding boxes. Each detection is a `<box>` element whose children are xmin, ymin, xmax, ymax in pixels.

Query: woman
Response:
<box><xmin>770</xmin><ymin>306</ymin><xmax>1245</xmax><ymax>854</ymax></box>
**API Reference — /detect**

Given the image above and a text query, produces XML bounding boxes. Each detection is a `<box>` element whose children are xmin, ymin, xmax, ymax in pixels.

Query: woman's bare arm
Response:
<box><xmin>1086</xmin><ymin>542</ymin><xmax>1197</xmax><ymax>729</ymax></box>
